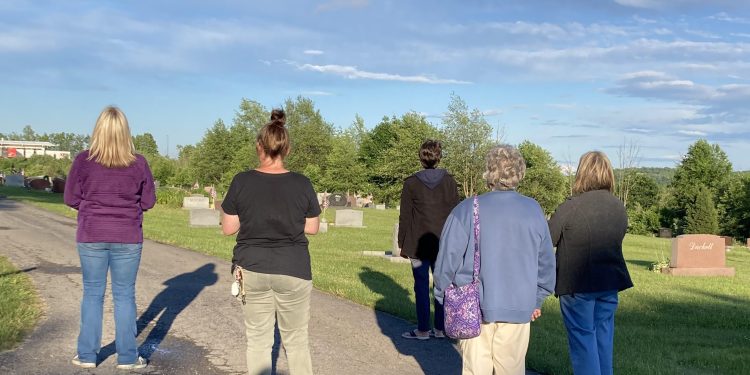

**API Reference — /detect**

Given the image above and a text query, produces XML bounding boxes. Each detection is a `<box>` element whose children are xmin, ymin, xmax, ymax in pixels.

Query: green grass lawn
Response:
<box><xmin>0</xmin><ymin>255</ymin><xmax>42</xmax><ymax>351</ymax></box>
<box><xmin>2</xmin><ymin>186</ymin><xmax>748</xmax><ymax>374</ymax></box>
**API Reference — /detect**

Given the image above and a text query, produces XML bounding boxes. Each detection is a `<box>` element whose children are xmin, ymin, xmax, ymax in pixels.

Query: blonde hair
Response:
<box><xmin>483</xmin><ymin>144</ymin><xmax>526</xmax><ymax>191</ymax></box>
<box><xmin>573</xmin><ymin>151</ymin><xmax>615</xmax><ymax>195</ymax></box>
<box><xmin>87</xmin><ymin>106</ymin><xmax>136</xmax><ymax>168</ymax></box>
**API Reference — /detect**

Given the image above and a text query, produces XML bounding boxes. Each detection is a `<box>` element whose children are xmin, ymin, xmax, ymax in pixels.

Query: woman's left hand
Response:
<box><xmin>531</xmin><ymin>309</ymin><xmax>542</xmax><ymax>321</ymax></box>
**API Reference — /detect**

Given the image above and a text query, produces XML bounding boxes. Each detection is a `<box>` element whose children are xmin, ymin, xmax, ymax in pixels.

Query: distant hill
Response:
<box><xmin>614</xmin><ymin>167</ymin><xmax>674</xmax><ymax>187</ymax></box>
<box><xmin>613</xmin><ymin>168</ymin><xmax>749</xmax><ymax>188</ymax></box>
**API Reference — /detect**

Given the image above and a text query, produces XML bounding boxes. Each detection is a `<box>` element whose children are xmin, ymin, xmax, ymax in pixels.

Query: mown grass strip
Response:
<box><xmin>0</xmin><ymin>256</ymin><xmax>42</xmax><ymax>351</ymax></box>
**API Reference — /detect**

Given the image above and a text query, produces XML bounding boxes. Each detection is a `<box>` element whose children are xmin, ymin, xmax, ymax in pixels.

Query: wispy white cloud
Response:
<box><xmin>624</xmin><ymin>127</ymin><xmax>654</xmax><ymax>134</ymax></box>
<box><xmin>615</xmin><ymin>0</ymin><xmax>705</xmax><ymax>10</ymax></box>
<box><xmin>683</xmin><ymin>29</ymin><xmax>721</xmax><ymax>39</ymax></box>
<box><xmin>608</xmin><ymin>71</ymin><xmax>750</xmax><ymax>115</ymax></box>
<box><xmin>304</xmin><ymin>49</ymin><xmax>324</xmax><ymax>55</ymax></box>
<box><xmin>315</xmin><ymin>0</ymin><xmax>369</xmax><ymax>12</ymax></box>
<box><xmin>481</xmin><ymin>108</ymin><xmax>503</xmax><ymax>116</ymax></box>
<box><xmin>292</xmin><ymin>62</ymin><xmax>471</xmax><ymax>84</ymax></box>
<box><xmin>607</xmin><ymin>71</ymin><xmax>714</xmax><ymax>100</ymax></box>
<box><xmin>677</xmin><ymin>129</ymin><xmax>708</xmax><ymax>136</ymax></box>
<box><xmin>300</xmin><ymin>90</ymin><xmax>334</xmax><ymax>96</ymax></box>
<box><xmin>709</xmin><ymin>12</ymin><xmax>750</xmax><ymax>24</ymax></box>
<box><xmin>547</xmin><ymin>103</ymin><xmax>577</xmax><ymax>110</ymax></box>
<box><xmin>0</xmin><ymin>28</ymin><xmax>59</xmax><ymax>52</ymax></box>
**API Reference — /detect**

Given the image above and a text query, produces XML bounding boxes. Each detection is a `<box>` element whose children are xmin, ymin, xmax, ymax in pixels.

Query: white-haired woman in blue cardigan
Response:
<box><xmin>434</xmin><ymin>144</ymin><xmax>556</xmax><ymax>375</ymax></box>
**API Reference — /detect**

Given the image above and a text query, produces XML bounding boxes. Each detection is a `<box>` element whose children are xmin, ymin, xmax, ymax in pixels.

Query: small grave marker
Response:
<box><xmin>335</xmin><ymin>209</ymin><xmax>364</xmax><ymax>227</ymax></box>
<box><xmin>328</xmin><ymin>193</ymin><xmax>347</xmax><ymax>207</ymax></box>
<box><xmin>392</xmin><ymin>223</ymin><xmax>401</xmax><ymax>258</ymax></box>
<box><xmin>189</xmin><ymin>209</ymin><xmax>220</xmax><ymax>227</ymax></box>
<box><xmin>183</xmin><ymin>195</ymin><xmax>209</xmax><ymax>210</ymax></box>
<box><xmin>4</xmin><ymin>175</ymin><xmax>24</xmax><ymax>187</ymax></box>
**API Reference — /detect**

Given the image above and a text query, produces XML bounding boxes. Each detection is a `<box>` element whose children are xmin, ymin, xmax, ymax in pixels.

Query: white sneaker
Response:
<box><xmin>71</xmin><ymin>355</ymin><xmax>96</xmax><ymax>368</ymax></box>
<box><xmin>116</xmin><ymin>356</ymin><xmax>148</xmax><ymax>370</ymax></box>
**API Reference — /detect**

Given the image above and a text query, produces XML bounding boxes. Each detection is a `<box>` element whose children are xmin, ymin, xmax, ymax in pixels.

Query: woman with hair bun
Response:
<box><xmin>221</xmin><ymin>109</ymin><xmax>320</xmax><ymax>375</ymax></box>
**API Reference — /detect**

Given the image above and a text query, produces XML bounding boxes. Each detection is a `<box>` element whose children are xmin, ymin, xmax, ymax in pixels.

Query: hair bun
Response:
<box><xmin>270</xmin><ymin>109</ymin><xmax>286</xmax><ymax>127</ymax></box>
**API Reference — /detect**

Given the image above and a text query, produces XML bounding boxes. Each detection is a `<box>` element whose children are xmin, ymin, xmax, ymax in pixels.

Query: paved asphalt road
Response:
<box><xmin>0</xmin><ymin>198</ymin><xmax>544</xmax><ymax>374</ymax></box>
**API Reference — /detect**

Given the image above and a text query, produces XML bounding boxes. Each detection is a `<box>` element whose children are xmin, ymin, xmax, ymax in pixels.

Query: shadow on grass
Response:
<box><xmin>626</xmin><ymin>259</ymin><xmax>656</xmax><ymax>269</ymax></box>
<box><xmin>0</xmin><ymin>267</ymin><xmax>37</xmax><ymax>277</ymax></box>
<box><xmin>98</xmin><ymin>263</ymin><xmax>218</xmax><ymax>362</ymax></box>
<box><xmin>359</xmin><ymin>266</ymin><xmax>461</xmax><ymax>375</ymax></box>
<box><xmin>600</xmin><ymin>284</ymin><xmax>750</xmax><ymax>374</ymax></box>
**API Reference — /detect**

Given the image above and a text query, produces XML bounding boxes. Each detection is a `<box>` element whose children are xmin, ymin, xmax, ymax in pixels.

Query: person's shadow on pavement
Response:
<box><xmin>99</xmin><ymin>263</ymin><xmax>219</xmax><ymax>361</ymax></box>
<box><xmin>359</xmin><ymin>266</ymin><xmax>461</xmax><ymax>375</ymax></box>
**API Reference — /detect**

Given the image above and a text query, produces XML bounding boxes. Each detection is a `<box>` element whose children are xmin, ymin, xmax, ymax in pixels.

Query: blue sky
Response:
<box><xmin>2</xmin><ymin>0</ymin><xmax>750</xmax><ymax>169</ymax></box>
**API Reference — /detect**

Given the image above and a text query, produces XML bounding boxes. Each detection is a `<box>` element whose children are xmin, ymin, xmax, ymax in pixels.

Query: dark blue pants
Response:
<box><xmin>411</xmin><ymin>258</ymin><xmax>444</xmax><ymax>332</ymax></box>
<box><xmin>559</xmin><ymin>290</ymin><xmax>619</xmax><ymax>375</ymax></box>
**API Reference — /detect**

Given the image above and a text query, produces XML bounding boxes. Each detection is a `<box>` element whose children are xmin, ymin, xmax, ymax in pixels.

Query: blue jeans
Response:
<box><xmin>411</xmin><ymin>258</ymin><xmax>444</xmax><ymax>332</ymax></box>
<box><xmin>77</xmin><ymin>243</ymin><xmax>142</xmax><ymax>365</ymax></box>
<box><xmin>559</xmin><ymin>291</ymin><xmax>619</xmax><ymax>375</ymax></box>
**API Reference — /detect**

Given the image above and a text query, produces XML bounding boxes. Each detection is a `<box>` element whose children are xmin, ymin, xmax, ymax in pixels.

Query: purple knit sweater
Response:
<box><xmin>64</xmin><ymin>151</ymin><xmax>156</xmax><ymax>243</ymax></box>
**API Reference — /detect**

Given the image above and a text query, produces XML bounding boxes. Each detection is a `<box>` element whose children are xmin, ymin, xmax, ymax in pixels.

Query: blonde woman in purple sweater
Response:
<box><xmin>64</xmin><ymin>106</ymin><xmax>156</xmax><ymax>370</ymax></box>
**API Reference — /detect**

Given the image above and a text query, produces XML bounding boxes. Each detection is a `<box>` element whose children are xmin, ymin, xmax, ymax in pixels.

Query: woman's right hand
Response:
<box><xmin>531</xmin><ymin>309</ymin><xmax>542</xmax><ymax>321</ymax></box>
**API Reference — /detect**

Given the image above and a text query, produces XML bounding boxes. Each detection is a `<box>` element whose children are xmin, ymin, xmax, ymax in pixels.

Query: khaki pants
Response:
<box><xmin>241</xmin><ymin>271</ymin><xmax>313</xmax><ymax>375</ymax></box>
<box><xmin>459</xmin><ymin>322</ymin><xmax>530</xmax><ymax>375</ymax></box>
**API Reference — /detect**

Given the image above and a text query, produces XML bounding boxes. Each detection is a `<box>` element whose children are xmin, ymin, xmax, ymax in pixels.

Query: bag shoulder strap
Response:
<box><xmin>472</xmin><ymin>195</ymin><xmax>480</xmax><ymax>282</ymax></box>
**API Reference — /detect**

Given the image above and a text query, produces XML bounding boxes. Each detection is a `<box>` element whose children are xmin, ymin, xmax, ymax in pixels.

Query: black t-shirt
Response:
<box><xmin>222</xmin><ymin>170</ymin><xmax>321</xmax><ymax>280</ymax></box>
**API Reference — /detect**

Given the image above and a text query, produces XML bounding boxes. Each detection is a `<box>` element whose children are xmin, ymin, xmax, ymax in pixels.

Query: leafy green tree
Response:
<box><xmin>623</xmin><ymin>172</ymin><xmax>660</xmax><ymax>209</ymax></box>
<box><xmin>684</xmin><ymin>185</ymin><xmax>719</xmax><ymax>234</ymax></box>
<box><xmin>321</xmin><ymin>131</ymin><xmax>368</xmax><ymax>194</ymax></box>
<box><xmin>167</xmin><ymin>144</ymin><xmax>197</xmax><ymax>187</ymax></box>
<box><xmin>442</xmin><ymin>94</ymin><xmax>494</xmax><ymax>197</ymax></box>
<box><xmin>375</xmin><ymin>113</ymin><xmax>439</xmax><ymax>205</ymax></box>
<box><xmin>283</xmin><ymin>97</ymin><xmax>334</xmax><ymax>181</ymax></box>
<box><xmin>191</xmin><ymin>119</ymin><xmax>234</xmax><ymax>186</ymax></box>
<box><xmin>721</xmin><ymin>174</ymin><xmax>750</xmax><ymax>239</ymax></box>
<box><xmin>233</xmin><ymin>99</ymin><xmax>270</xmax><ymax>132</ymax></box>
<box><xmin>17</xmin><ymin>155</ymin><xmax>72</xmax><ymax>177</ymax></box>
<box><xmin>37</xmin><ymin>132</ymin><xmax>90</xmax><ymax>155</ymax></box>
<box><xmin>133</xmin><ymin>133</ymin><xmax>159</xmax><ymax>156</ymax></box>
<box><xmin>21</xmin><ymin>125</ymin><xmax>36</xmax><ymax>141</ymax></box>
<box><xmin>517</xmin><ymin>141</ymin><xmax>567</xmax><ymax>215</ymax></box>
<box><xmin>348</xmin><ymin>114</ymin><xmax>367</xmax><ymax>149</ymax></box>
<box><xmin>627</xmin><ymin>203</ymin><xmax>661</xmax><ymax>236</ymax></box>
<box><xmin>669</xmin><ymin>139</ymin><xmax>732</xmax><ymax>232</ymax></box>
<box><xmin>147</xmin><ymin>155</ymin><xmax>176</xmax><ymax>184</ymax></box>
<box><xmin>359</xmin><ymin>117</ymin><xmax>398</xmax><ymax>171</ymax></box>
<box><xmin>357</xmin><ymin>113</ymin><xmax>439</xmax><ymax>204</ymax></box>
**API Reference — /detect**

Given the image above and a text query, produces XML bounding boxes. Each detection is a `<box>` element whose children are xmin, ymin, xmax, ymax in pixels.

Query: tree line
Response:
<box><xmin>3</xmin><ymin>95</ymin><xmax>749</xmax><ymax>240</ymax></box>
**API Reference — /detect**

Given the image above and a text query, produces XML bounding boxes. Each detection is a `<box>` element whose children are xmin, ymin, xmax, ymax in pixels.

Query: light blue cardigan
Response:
<box><xmin>434</xmin><ymin>190</ymin><xmax>556</xmax><ymax>324</ymax></box>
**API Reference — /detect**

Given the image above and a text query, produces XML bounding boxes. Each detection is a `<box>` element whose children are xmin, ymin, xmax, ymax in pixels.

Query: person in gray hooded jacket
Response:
<box><xmin>398</xmin><ymin>140</ymin><xmax>460</xmax><ymax>340</ymax></box>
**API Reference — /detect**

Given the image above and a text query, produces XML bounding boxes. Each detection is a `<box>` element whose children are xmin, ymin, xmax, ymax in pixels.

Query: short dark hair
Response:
<box><xmin>419</xmin><ymin>140</ymin><xmax>442</xmax><ymax>169</ymax></box>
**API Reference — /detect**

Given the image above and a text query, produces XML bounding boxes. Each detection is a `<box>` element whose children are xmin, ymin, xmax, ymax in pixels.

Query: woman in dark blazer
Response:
<box><xmin>398</xmin><ymin>140</ymin><xmax>460</xmax><ymax>340</ymax></box>
<box><xmin>548</xmin><ymin>151</ymin><xmax>633</xmax><ymax>375</ymax></box>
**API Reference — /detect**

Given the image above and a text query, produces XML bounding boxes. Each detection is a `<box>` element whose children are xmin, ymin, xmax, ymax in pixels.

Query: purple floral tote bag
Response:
<box><xmin>443</xmin><ymin>195</ymin><xmax>482</xmax><ymax>339</ymax></box>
